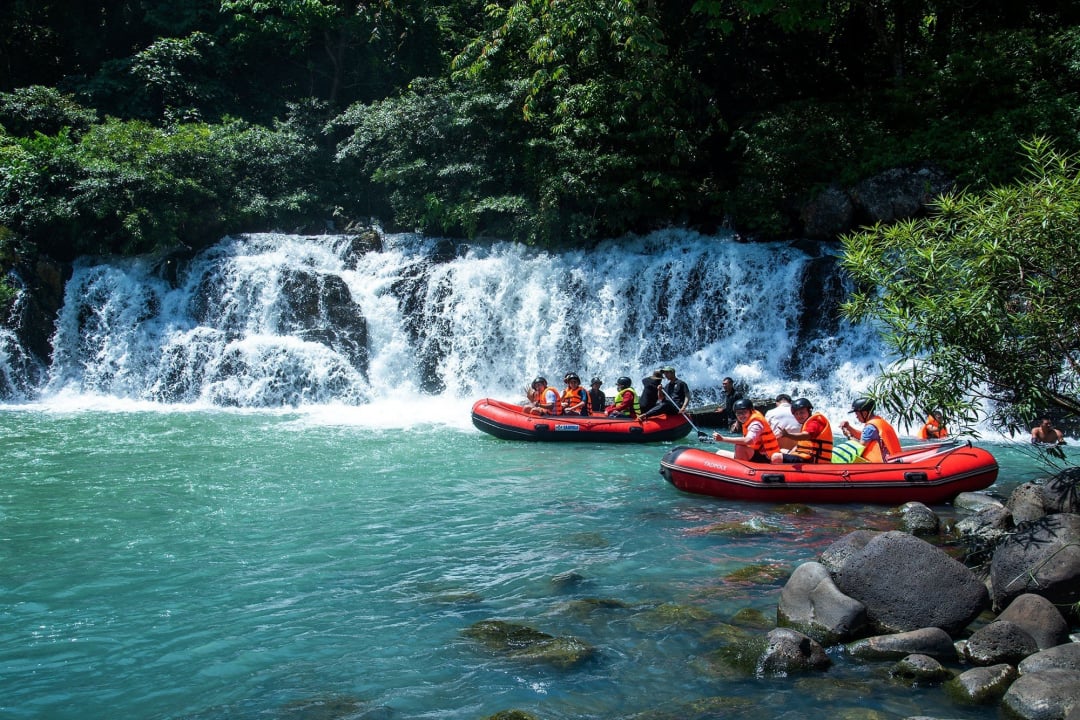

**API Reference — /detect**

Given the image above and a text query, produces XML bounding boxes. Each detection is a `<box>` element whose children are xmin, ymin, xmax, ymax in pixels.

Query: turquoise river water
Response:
<box><xmin>0</xmin><ymin>407</ymin><xmax>1065</xmax><ymax>720</ymax></box>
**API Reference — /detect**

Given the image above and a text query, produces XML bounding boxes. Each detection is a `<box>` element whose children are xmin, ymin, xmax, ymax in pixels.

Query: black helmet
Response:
<box><xmin>590</xmin><ymin>377</ymin><xmax>602</xmax><ymax>385</ymax></box>
<box><xmin>733</xmin><ymin>398</ymin><xmax>754</xmax><ymax>412</ymax></box>
<box><xmin>564</xmin><ymin>372</ymin><xmax>580</xmax><ymax>382</ymax></box>
<box><xmin>791</xmin><ymin>397</ymin><xmax>813</xmax><ymax>411</ymax></box>
<box><xmin>851</xmin><ymin>397</ymin><xmax>875</xmax><ymax>413</ymax></box>
<box><xmin>616</xmin><ymin>376</ymin><xmax>632</xmax><ymax>389</ymax></box>
<box><xmin>532</xmin><ymin>376</ymin><xmax>547</xmax><ymax>388</ymax></box>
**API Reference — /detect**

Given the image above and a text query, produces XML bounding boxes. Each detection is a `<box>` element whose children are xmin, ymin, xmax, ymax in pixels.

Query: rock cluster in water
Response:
<box><xmin>773</xmin><ymin>468</ymin><xmax>1080</xmax><ymax>720</ymax></box>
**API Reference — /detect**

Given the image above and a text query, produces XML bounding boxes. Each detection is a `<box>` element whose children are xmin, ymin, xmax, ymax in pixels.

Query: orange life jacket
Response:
<box><xmin>862</xmin><ymin>416</ymin><xmax>901</xmax><ymax>461</ymax></box>
<box><xmin>561</xmin><ymin>386</ymin><xmax>588</xmax><ymax>413</ymax></box>
<box><xmin>745</xmin><ymin>409</ymin><xmax>780</xmax><ymax>457</ymax></box>
<box><xmin>535</xmin><ymin>385</ymin><xmax>561</xmax><ymax>415</ymax></box>
<box><xmin>792</xmin><ymin>413</ymin><xmax>834</xmax><ymax>463</ymax></box>
<box><xmin>917</xmin><ymin>415</ymin><xmax>948</xmax><ymax>440</ymax></box>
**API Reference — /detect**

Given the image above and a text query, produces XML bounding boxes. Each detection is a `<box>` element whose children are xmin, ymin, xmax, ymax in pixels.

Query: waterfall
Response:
<box><xmin>3</xmin><ymin>228</ymin><xmax>888</xmax><ymax>416</ymax></box>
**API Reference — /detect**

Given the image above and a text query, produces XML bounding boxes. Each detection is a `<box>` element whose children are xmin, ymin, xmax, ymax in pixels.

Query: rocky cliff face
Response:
<box><xmin>799</xmin><ymin>165</ymin><xmax>954</xmax><ymax>239</ymax></box>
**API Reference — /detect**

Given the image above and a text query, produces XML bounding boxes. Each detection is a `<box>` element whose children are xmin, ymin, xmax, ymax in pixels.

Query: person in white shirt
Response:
<box><xmin>765</xmin><ymin>393</ymin><xmax>801</xmax><ymax>450</ymax></box>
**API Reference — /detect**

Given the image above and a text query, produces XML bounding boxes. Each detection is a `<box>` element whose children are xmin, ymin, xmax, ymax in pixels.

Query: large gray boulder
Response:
<box><xmin>850</xmin><ymin>166</ymin><xmax>953</xmax><ymax>225</ymax></box>
<box><xmin>997</xmin><ymin>594</ymin><xmax>1071</xmax><ymax>651</ymax></box>
<box><xmin>819</xmin><ymin>529</ymin><xmax>879</xmax><ymax>575</ymax></box>
<box><xmin>962</xmin><ymin>620</ymin><xmax>1039</xmax><ymax>666</ymax></box>
<box><xmin>830</xmin><ymin>531</ymin><xmax>988</xmax><ymax>634</ymax></box>
<box><xmin>1001</xmin><ymin>668</ymin><xmax>1080</xmax><ymax>720</ymax></box>
<box><xmin>989</xmin><ymin>513</ymin><xmax>1080</xmax><ymax>610</ymax></box>
<box><xmin>1008</xmin><ymin>483</ymin><xmax>1048</xmax><ymax>525</ymax></box>
<box><xmin>1043</xmin><ymin>469</ymin><xmax>1080</xmax><ymax>514</ymax></box>
<box><xmin>777</xmin><ymin>561</ymin><xmax>867</xmax><ymax>645</ymax></box>
<box><xmin>1018</xmin><ymin>642</ymin><xmax>1080</xmax><ymax>675</ymax></box>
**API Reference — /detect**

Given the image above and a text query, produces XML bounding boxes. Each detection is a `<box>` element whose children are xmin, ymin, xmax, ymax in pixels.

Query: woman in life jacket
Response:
<box><xmin>712</xmin><ymin>398</ymin><xmax>780</xmax><ymax>462</ymax></box>
<box><xmin>560</xmin><ymin>373</ymin><xmax>588</xmax><ymax>415</ymax></box>
<box><xmin>917</xmin><ymin>410</ymin><xmax>948</xmax><ymax>440</ymax></box>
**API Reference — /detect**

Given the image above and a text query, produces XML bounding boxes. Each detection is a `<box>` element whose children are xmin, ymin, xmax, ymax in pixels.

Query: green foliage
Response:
<box><xmin>441</xmin><ymin>0</ymin><xmax>719</xmax><ymax>243</ymax></box>
<box><xmin>840</xmin><ymin>137</ymin><xmax>1080</xmax><ymax>436</ymax></box>
<box><xmin>0</xmin><ymin>116</ymin><xmax>322</xmax><ymax>260</ymax></box>
<box><xmin>0</xmin><ymin>87</ymin><xmax>99</xmax><ymax>138</ymax></box>
<box><xmin>726</xmin><ymin>101</ymin><xmax>898</xmax><ymax>237</ymax></box>
<box><xmin>332</xmin><ymin>76</ymin><xmax>535</xmax><ymax>240</ymax></box>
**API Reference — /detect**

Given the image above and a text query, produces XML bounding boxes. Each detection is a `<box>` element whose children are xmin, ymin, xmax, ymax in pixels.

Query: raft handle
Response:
<box><xmin>904</xmin><ymin>471</ymin><xmax>929</xmax><ymax>482</ymax></box>
<box><xmin>761</xmin><ymin>473</ymin><xmax>786</xmax><ymax>484</ymax></box>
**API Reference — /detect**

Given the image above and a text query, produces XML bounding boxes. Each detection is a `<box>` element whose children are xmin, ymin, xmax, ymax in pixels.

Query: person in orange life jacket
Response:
<box><xmin>523</xmin><ymin>376</ymin><xmax>561</xmax><ymax>416</ymax></box>
<box><xmin>639</xmin><ymin>369</ymin><xmax>663</xmax><ymax>414</ymax></box>
<box><xmin>839</xmin><ymin>397</ymin><xmax>902</xmax><ymax>461</ymax></box>
<box><xmin>586</xmin><ymin>377</ymin><xmax>606</xmax><ymax>415</ymax></box>
<box><xmin>917</xmin><ymin>409</ymin><xmax>948</xmax><ymax>440</ymax></box>
<box><xmin>713</xmin><ymin>398</ymin><xmax>780</xmax><ymax>462</ymax></box>
<box><xmin>771</xmin><ymin>397</ymin><xmax>834</xmax><ymax>463</ymax></box>
<box><xmin>605</xmin><ymin>377</ymin><xmax>640</xmax><ymax>418</ymax></box>
<box><xmin>560</xmin><ymin>373</ymin><xmax>588</xmax><ymax>415</ymax></box>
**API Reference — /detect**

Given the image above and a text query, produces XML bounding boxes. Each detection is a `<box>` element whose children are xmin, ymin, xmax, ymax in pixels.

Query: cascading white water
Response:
<box><xmin>17</xmin><ymin>228</ymin><xmax>888</xmax><ymax>416</ymax></box>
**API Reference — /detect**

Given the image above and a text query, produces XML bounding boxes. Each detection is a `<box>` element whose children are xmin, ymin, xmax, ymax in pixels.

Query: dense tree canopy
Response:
<box><xmin>841</xmin><ymin>137</ymin><xmax>1080</xmax><ymax>436</ymax></box>
<box><xmin>1</xmin><ymin>0</ymin><xmax>1080</xmax><ymax>256</ymax></box>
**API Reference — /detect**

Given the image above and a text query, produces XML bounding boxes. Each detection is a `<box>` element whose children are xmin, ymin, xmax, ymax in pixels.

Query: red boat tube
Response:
<box><xmin>659</xmin><ymin>441</ymin><xmax>998</xmax><ymax>504</ymax></box>
<box><xmin>472</xmin><ymin>398</ymin><xmax>693</xmax><ymax>443</ymax></box>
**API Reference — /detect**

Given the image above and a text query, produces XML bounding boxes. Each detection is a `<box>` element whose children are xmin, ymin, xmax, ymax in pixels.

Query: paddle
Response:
<box><xmin>656</xmin><ymin>385</ymin><xmax>710</xmax><ymax>442</ymax></box>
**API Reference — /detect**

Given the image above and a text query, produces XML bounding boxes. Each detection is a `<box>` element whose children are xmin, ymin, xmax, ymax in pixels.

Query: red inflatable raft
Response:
<box><xmin>472</xmin><ymin>398</ymin><xmax>693</xmax><ymax>442</ymax></box>
<box><xmin>658</xmin><ymin>441</ymin><xmax>998</xmax><ymax>504</ymax></box>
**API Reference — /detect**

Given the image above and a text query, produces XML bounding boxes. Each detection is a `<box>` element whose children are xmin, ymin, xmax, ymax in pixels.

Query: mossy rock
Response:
<box><xmin>630</xmin><ymin>602</ymin><xmax>716</xmax><ymax>631</ymax></box>
<box><xmin>564</xmin><ymin>531</ymin><xmax>609</xmax><ymax>548</ymax></box>
<box><xmin>704</xmin><ymin>636</ymin><xmax>768</xmax><ymax>676</ymax></box>
<box><xmin>560</xmin><ymin>597</ymin><xmax>631</xmax><ymax>618</ymax></box>
<box><xmin>704</xmin><ymin>518</ymin><xmax>784</xmax><ymax>537</ymax></box>
<box><xmin>550</xmin><ymin>570</ymin><xmax>585</xmax><ymax>589</ymax></box>
<box><xmin>483</xmin><ymin>711</ymin><xmax>539</xmax><ymax>720</ymax></box>
<box><xmin>278</xmin><ymin>696</ymin><xmax>372</xmax><ymax>720</ymax></box>
<box><xmin>833</xmin><ymin>709</ymin><xmax>889</xmax><ymax>720</ymax></box>
<box><xmin>776</xmin><ymin>503</ymin><xmax>815</xmax><ymax>515</ymax></box>
<box><xmin>724</xmin><ymin>563</ymin><xmax>789</xmax><ymax>584</ymax></box>
<box><xmin>463</xmin><ymin>620</ymin><xmax>595</xmax><ymax>670</ymax></box>
<box><xmin>728</xmin><ymin>607</ymin><xmax>772</xmax><ymax>629</ymax></box>
<box><xmin>702</xmin><ymin>621</ymin><xmax>755</xmax><ymax>645</ymax></box>
<box><xmin>626</xmin><ymin>695</ymin><xmax>757</xmax><ymax>720</ymax></box>
<box><xmin>792</xmin><ymin>677</ymin><xmax>873</xmax><ymax>703</ymax></box>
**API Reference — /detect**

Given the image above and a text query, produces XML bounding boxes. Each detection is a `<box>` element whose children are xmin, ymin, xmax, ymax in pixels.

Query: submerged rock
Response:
<box><xmin>462</xmin><ymin>620</ymin><xmax>595</xmax><ymax>669</ymax></box>
<box><xmin>759</xmin><ymin>627</ymin><xmax>831</xmax><ymax>674</ymax></box>
<box><xmin>890</xmin><ymin>653</ymin><xmax>954</xmax><ymax>685</ymax></box>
